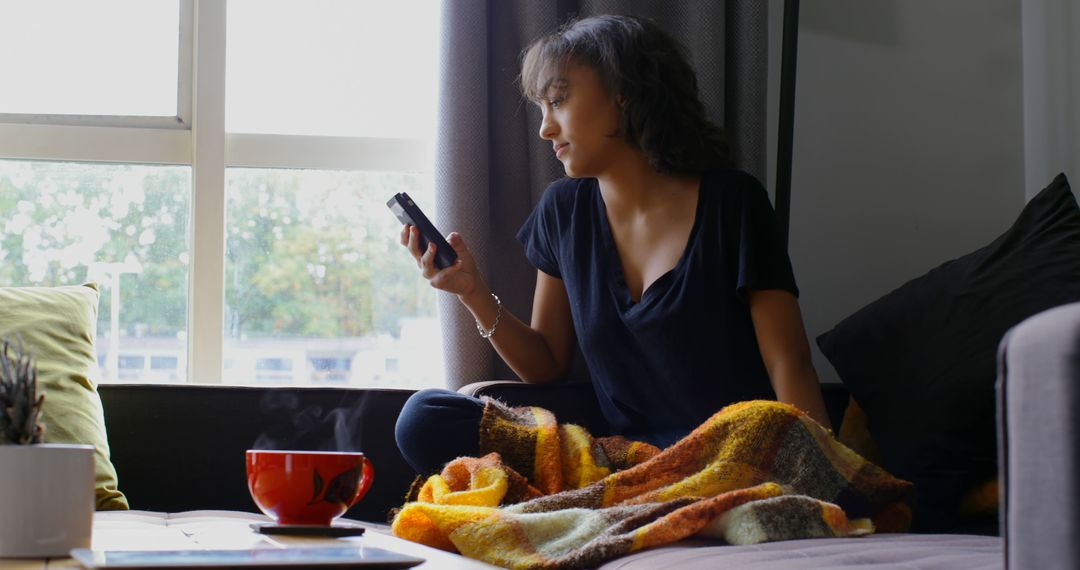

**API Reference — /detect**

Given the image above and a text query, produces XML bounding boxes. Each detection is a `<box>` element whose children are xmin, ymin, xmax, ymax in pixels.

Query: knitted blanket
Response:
<box><xmin>392</xmin><ymin>399</ymin><xmax>913</xmax><ymax>570</ymax></box>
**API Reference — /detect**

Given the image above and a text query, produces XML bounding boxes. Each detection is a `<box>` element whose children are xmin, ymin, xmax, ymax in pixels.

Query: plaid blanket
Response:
<box><xmin>392</xmin><ymin>399</ymin><xmax>913</xmax><ymax>569</ymax></box>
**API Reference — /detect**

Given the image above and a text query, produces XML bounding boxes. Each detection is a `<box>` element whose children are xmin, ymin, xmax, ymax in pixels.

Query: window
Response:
<box><xmin>309</xmin><ymin>356</ymin><xmax>351</xmax><ymax>383</ymax></box>
<box><xmin>254</xmin><ymin>357</ymin><xmax>295</xmax><ymax>384</ymax></box>
<box><xmin>310</xmin><ymin>357</ymin><xmax>351</xmax><ymax>372</ymax></box>
<box><xmin>118</xmin><ymin>356</ymin><xmax>146</xmax><ymax>370</ymax></box>
<box><xmin>255</xmin><ymin>358</ymin><xmax>293</xmax><ymax>371</ymax></box>
<box><xmin>226</xmin><ymin>0</ymin><xmax>437</xmax><ymax>138</ymax></box>
<box><xmin>150</xmin><ymin>356</ymin><xmax>179</xmax><ymax>370</ymax></box>
<box><xmin>0</xmin><ymin>1</ymin><xmax>444</xmax><ymax>387</ymax></box>
<box><xmin>147</xmin><ymin>353</ymin><xmax>182</xmax><ymax>383</ymax></box>
<box><xmin>0</xmin><ymin>0</ymin><xmax>180</xmax><ymax>117</ymax></box>
<box><xmin>224</xmin><ymin>168</ymin><xmax>438</xmax><ymax>387</ymax></box>
<box><xmin>0</xmin><ymin>160</ymin><xmax>191</xmax><ymax>383</ymax></box>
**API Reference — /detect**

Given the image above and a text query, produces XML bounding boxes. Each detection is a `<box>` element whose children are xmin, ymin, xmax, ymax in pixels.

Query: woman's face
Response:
<box><xmin>536</xmin><ymin>63</ymin><xmax>628</xmax><ymax>178</ymax></box>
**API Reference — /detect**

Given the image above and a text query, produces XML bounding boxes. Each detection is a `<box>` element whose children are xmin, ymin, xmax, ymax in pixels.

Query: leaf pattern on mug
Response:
<box><xmin>307</xmin><ymin>469</ymin><xmax>326</xmax><ymax>505</ymax></box>
<box><xmin>322</xmin><ymin>465</ymin><xmax>361</xmax><ymax>506</ymax></box>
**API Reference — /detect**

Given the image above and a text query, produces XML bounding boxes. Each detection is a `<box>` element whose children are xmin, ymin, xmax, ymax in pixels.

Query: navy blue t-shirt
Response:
<box><xmin>515</xmin><ymin>169</ymin><xmax>798</xmax><ymax>447</ymax></box>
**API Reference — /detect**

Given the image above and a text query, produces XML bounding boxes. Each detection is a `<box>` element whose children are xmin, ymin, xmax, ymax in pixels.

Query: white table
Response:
<box><xmin>0</xmin><ymin>511</ymin><xmax>499</xmax><ymax>570</ymax></box>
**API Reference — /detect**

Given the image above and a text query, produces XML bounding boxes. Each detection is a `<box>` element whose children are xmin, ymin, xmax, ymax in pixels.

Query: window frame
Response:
<box><xmin>0</xmin><ymin>0</ymin><xmax>434</xmax><ymax>384</ymax></box>
<box><xmin>0</xmin><ymin>0</ymin><xmax>194</xmax><ymax>131</ymax></box>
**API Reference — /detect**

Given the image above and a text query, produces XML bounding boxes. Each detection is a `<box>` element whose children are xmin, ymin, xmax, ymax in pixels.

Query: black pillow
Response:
<box><xmin>817</xmin><ymin>173</ymin><xmax>1080</xmax><ymax>532</ymax></box>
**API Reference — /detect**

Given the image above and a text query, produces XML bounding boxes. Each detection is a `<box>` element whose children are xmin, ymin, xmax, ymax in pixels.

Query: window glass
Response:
<box><xmin>256</xmin><ymin>358</ymin><xmax>293</xmax><ymax>371</ymax></box>
<box><xmin>150</xmin><ymin>355</ymin><xmax>179</xmax><ymax>370</ymax></box>
<box><xmin>310</xmin><ymin>356</ymin><xmax>350</xmax><ymax>384</ymax></box>
<box><xmin>254</xmin><ymin>356</ymin><xmax>295</xmax><ymax>383</ymax></box>
<box><xmin>0</xmin><ymin>159</ymin><xmax>190</xmax><ymax>383</ymax></box>
<box><xmin>118</xmin><ymin>356</ymin><xmax>146</xmax><ymax>370</ymax></box>
<box><xmin>226</xmin><ymin>0</ymin><xmax>439</xmax><ymax>138</ymax></box>
<box><xmin>0</xmin><ymin>0</ymin><xmax>180</xmax><ymax>116</ymax></box>
<box><xmin>224</xmin><ymin>168</ymin><xmax>443</xmax><ymax>388</ymax></box>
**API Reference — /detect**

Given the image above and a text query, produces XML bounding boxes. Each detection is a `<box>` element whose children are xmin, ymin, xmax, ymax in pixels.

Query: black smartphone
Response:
<box><xmin>387</xmin><ymin>192</ymin><xmax>458</xmax><ymax>269</ymax></box>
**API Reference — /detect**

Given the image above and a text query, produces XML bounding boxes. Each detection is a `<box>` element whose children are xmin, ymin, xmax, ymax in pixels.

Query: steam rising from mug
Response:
<box><xmin>252</xmin><ymin>391</ymin><xmax>369</xmax><ymax>451</ymax></box>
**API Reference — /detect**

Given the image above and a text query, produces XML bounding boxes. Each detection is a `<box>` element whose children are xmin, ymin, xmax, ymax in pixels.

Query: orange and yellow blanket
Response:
<box><xmin>392</xmin><ymin>399</ymin><xmax>913</xmax><ymax>570</ymax></box>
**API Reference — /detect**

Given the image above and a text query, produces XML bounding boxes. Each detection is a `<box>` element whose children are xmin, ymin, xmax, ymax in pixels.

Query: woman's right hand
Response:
<box><xmin>400</xmin><ymin>225</ymin><xmax>573</xmax><ymax>383</ymax></box>
<box><xmin>400</xmin><ymin>225</ymin><xmax>483</xmax><ymax>298</ymax></box>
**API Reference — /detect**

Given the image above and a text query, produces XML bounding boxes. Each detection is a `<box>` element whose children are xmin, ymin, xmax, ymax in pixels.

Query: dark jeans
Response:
<box><xmin>394</xmin><ymin>388</ymin><xmax>485</xmax><ymax>475</ymax></box>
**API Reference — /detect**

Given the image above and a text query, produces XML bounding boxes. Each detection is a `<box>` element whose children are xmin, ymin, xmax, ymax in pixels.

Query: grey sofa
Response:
<box><xmin>97</xmin><ymin>300</ymin><xmax>1080</xmax><ymax>568</ymax></box>
<box><xmin>997</xmin><ymin>301</ymin><xmax>1080</xmax><ymax>569</ymax></box>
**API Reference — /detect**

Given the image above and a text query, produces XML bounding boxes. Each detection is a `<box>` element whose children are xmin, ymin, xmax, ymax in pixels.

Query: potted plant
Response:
<box><xmin>0</xmin><ymin>336</ymin><xmax>96</xmax><ymax>558</ymax></box>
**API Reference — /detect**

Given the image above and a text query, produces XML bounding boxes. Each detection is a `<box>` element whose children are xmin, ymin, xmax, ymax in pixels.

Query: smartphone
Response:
<box><xmin>387</xmin><ymin>192</ymin><xmax>458</xmax><ymax>269</ymax></box>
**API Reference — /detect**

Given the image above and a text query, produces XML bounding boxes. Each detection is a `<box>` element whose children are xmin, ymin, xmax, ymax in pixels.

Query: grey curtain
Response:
<box><xmin>434</xmin><ymin>0</ymin><xmax>768</xmax><ymax>389</ymax></box>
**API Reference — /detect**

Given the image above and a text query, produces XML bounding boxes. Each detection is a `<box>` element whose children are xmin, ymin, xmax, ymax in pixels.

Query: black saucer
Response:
<box><xmin>250</xmin><ymin>521</ymin><xmax>367</xmax><ymax>537</ymax></box>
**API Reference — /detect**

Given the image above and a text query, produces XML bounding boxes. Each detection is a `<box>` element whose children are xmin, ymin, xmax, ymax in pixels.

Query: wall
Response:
<box><xmin>1021</xmin><ymin>0</ymin><xmax>1079</xmax><ymax>199</ymax></box>
<box><xmin>768</xmin><ymin>1</ymin><xmax>1025</xmax><ymax>383</ymax></box>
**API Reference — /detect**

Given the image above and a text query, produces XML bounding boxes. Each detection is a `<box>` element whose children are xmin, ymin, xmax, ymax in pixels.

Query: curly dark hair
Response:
<box><xmin>519</xmin><ymin>14</ymin><xmax>733</xmax><ymax>176</ymax></box>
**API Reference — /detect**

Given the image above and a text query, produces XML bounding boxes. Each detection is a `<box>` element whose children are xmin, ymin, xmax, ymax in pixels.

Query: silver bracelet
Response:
<box><xmin>475</xmin><ymin>293</ymin><xmax>502</xmax><ymax>338</ymax></box>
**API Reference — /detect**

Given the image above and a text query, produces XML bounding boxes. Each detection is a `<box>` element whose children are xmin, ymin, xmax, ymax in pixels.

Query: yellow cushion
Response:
<box><xmin>0</xmin><ymin>283</ymin><xmax>128</xmax><ymax>510</ymax></box>
<box><xmin>837</xmin><ymin>396</ymin><xmax>883</xmax><ymax>465</ymax></box>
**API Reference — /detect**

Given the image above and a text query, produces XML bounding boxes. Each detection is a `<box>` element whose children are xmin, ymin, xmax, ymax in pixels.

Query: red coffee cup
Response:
<box><xmin>246</xmin><ymin>450</ymin><xmax>375</xmax><ymax>526</ymax></box>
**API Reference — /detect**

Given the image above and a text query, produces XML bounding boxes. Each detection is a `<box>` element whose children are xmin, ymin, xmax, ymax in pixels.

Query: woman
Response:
<box><xmin>395</xmin><ymin>15</ymin><xmax>829</xmax><ymax>475</ymax></box>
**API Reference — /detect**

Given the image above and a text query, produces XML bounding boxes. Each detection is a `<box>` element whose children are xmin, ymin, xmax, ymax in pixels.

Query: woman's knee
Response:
<box><xmin>395</xmin><ymin>388</ymin><xmax>484</xmax><ymax>473</ymax></box>
<box><xmin>396</xmin><ymin>389</ymin><xmax>457</xmax><ymax>437</ymax></box>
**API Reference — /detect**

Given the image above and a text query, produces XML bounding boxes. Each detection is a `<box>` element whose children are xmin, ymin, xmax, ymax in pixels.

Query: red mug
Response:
<box><xmin>246</xmin><ymin>450</ymin><xmax>375</xmax><ymax>526</ymax></box>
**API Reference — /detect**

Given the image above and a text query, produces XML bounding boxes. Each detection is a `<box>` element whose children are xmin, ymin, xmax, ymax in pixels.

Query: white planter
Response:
<box><xmin>0</xmin><ymin>443</ymin><xmax>95</xmax><ymax>558</ymax></box>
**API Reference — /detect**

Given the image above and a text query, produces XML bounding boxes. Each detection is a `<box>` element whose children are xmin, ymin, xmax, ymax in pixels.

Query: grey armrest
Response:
<box><xmin>998</xmin><ymin>301</ymin><xmax>1080</xmax><ymax>569</ymax></box>
<box><xmin>457</xmin><ymin>380</ymin><xmax>534</xmax><ymax>398</ymax></box>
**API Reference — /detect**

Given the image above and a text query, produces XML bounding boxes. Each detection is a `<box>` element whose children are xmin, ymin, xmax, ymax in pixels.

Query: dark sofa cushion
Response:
<box><xmin>98</xmin><ymin>384</ymin><xmax>417</xmax><ymax>523</ymax></box>
<box><xmin>817</xmin><ymin>173</ymin><xmax>1080</xmax><ymax>532</ymax></box>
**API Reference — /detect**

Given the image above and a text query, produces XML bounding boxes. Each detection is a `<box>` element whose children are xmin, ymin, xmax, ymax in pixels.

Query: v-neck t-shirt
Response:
<box><xmin>515</xmin><ymin>169</ymin><xmax>799</xmax><ymax>446</ymax></box>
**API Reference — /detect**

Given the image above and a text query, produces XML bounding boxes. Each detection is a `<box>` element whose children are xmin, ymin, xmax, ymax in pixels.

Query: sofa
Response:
<box><xmin>94</xmin><ymin>300</ymin><xmax>1080</xmax><ymax>569</ymax></box>
<box><xmin>98</xmin><ymin>385</ymin><xmax>418</xmax><ymax>524</ymax></box>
